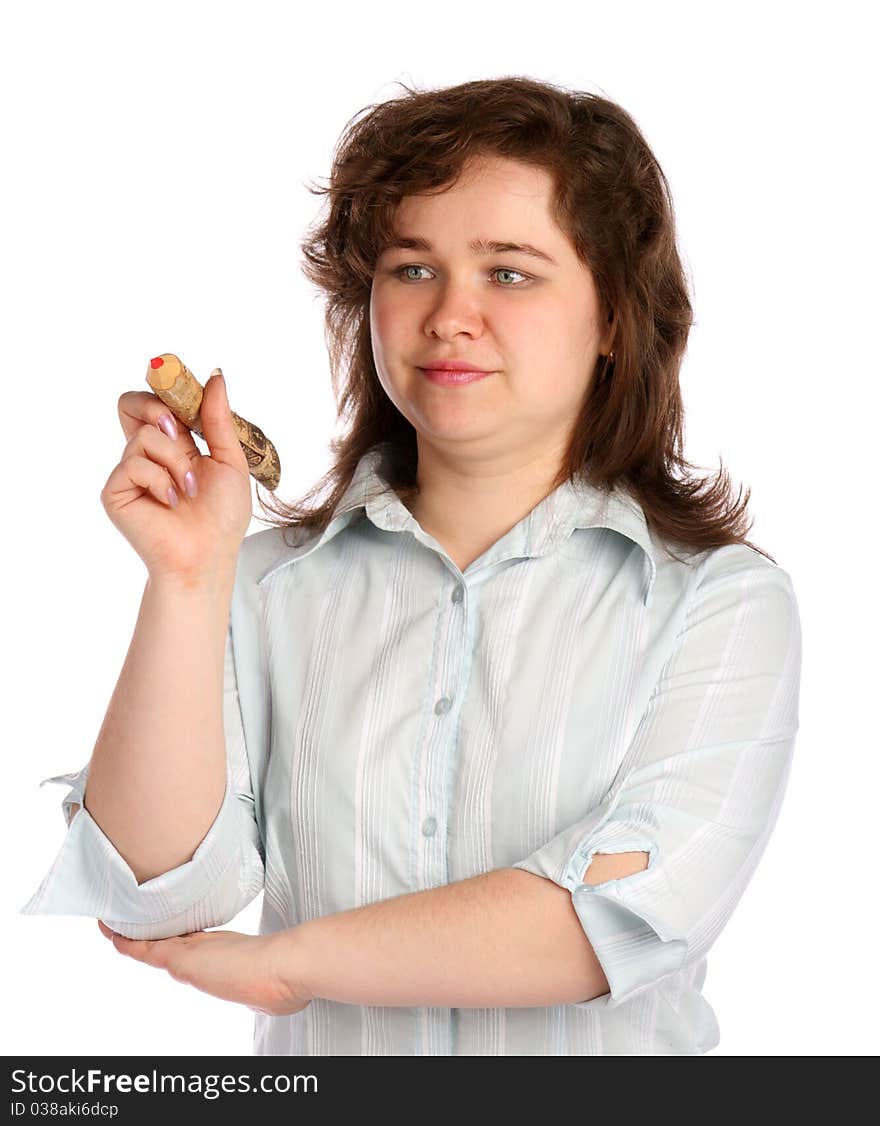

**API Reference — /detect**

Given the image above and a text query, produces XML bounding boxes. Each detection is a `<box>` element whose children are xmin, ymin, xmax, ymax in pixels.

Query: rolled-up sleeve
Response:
<box><xmin>18</xmin><ymin>624</ymin><xmax>265</xmax><ymax>940</ymax></box>
<box><xmin>511</xmin><ymin>547</ymin><xmax>802</xmax><ymax>1010</ymax></box>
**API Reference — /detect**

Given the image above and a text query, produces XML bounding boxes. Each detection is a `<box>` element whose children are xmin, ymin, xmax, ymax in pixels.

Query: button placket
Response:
<box><xmin>416</xmin><ymin>577</ymin><xmax>466</xmax><ymax>898</ymax></box>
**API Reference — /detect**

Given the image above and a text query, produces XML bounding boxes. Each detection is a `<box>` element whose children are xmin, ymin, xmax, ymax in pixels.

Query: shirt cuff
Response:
<box><xmin>19</xmin><ymin>768</ymin><xmax>264</xmax><ymax>940</ymax></box>
<box><xmin>511</xmin><ymin>822</ymin><xmax>687</xmax><ymax>1011</ymax></box>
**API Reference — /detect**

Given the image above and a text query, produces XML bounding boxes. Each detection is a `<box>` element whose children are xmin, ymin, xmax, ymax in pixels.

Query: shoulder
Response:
<box><xmin>236</xmin><ymin>519</ymin><xmax>346</xmax><ymax>581</ymax></box>
<box><xmin>234</xmin><ymin>526</ymin><xmax>301</xmax><ymax>586</ymax></box>
<box><xmin>229</xmin><ymin>526</ymin><xmax>307</xmax><ymax>623</ymax></box>
<box><xmin>693</xmin><ymin>542</ymin><xmax>797</xmax><ymax>598</ymax></box>
<box><xmin>686</xmin><ymin>543</ymin><xmax>801</xmax><ymax>651</ymax></box>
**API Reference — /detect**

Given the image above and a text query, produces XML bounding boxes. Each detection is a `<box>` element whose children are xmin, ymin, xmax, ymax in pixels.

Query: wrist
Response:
<box><xmin>147</xmin><ymin>565</ymin><xmax>237</xmax><ymax>601</ymax></box>
<box><xmin>264</xmin><ymin>922</ymin><xmax>319</xmax><ymax>1006</ymax></box>
<box><xmin>143</xmin><ymin>570</ymin><xmax>236</xmax><ymax>648</ymax></box>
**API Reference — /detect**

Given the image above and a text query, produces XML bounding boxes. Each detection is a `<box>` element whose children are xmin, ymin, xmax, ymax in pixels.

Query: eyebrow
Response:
<box><xmin>379</xmin><ymin>235</ymin><xmax>559</xmax><ymax>267</ymax></box>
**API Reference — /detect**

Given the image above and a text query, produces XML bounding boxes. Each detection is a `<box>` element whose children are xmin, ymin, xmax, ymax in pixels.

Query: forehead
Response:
<box><xmin>384</xmin><ymin>157</ymin><xmax>567</xmax><ymax>257</ymax></box>
<box><xmin>396</xmin><ymin>156</ymin><xmax>555</xmax><ymax>215</ymax></box>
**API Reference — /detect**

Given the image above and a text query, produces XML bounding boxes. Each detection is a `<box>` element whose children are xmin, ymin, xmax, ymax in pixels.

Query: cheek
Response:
<box><xmin>370</xmin><ymin>286</ymin><xmax>409</xmax><ymax>339</ymax></box>
<box><xmin>369</xmin><ymin>298</ymin><xmax>404</xmax><ymax>373</ymax></box>
<box><xmin>499</xmin><ymin>299</ymin><xmax>569</xmax><ymax>348</ymax></box>
<box><xmin>509</xmin><ymin>365</ymin><xmax>590</xmax><ymax>415</ymax></box>
<box><xmin>369</xmin><ymin>294</ymin><xmax>387</xmax><ymax>340</ymax></box>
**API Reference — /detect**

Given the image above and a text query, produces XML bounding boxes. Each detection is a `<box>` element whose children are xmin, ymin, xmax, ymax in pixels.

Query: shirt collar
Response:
<box><xmin>257</xmin><ymin>443</ymin><xmax>658</xmax><ymax>606</ymax></box>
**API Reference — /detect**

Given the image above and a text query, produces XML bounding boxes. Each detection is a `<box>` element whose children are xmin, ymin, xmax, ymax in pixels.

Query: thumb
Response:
<box><xmin>200</xmin><ymin>369</ymin><xmax>247</xmax><ymax>470</ymax></box>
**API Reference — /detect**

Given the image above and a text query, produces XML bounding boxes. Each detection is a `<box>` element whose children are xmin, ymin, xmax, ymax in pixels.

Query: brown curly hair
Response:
<box><xmin>254</xmin><ymin>74</ymin><xmax>773</xmax><ymax>565</ymax></box>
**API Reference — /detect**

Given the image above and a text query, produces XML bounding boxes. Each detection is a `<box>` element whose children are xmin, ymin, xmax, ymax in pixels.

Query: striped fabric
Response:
<box><xmin>20</xmin><ymin>441</ymin><xmax>802</xmax><ymax>1055</ymax></box>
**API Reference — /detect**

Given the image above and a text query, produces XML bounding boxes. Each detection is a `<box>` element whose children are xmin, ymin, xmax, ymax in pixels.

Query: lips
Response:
<box><xmin>419</xmin><ymin>360</ymin><xmax>494</xmax><ymax>372</ymax></box>
<box><xmin>420</xmin><ymin>366</ymin><xmax>494</xmax><ymax>386</ymax></box>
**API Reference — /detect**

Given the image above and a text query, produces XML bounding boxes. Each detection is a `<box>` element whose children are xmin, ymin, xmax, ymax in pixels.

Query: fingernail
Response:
<box><xmin>167</xmin><ymin>486</ymin><xmax>179</xmax><ymax>508</ymax></box>
<box><xmin>211</xmin><ymin>367</ymin><xmax>224</xmax><ymax>383</ymax></box>
<box><xmin>184</xmin><ymin>469</ymin><xmax>198</xmax><ymax>498</ymax></box>
<box><xmin>158</xmin><ymin>413</ymin><xmax>178</xmax><ymax>440</ymax></box>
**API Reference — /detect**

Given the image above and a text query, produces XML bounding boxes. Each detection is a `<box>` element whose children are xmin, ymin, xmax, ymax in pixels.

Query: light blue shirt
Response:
<box><xmin>20</xmin><ymin>441</ymin><xmax>802</xmax><ymax>1055</ymax></box>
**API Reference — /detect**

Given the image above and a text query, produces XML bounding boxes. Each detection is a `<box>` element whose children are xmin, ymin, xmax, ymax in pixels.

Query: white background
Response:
<box><xmin>3</xmin><ymin>0</ymin><xmax>877</xmax><ymax>1057</ymax></box>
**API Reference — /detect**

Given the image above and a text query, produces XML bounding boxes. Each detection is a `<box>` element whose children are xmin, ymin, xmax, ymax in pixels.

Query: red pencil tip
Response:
<box><xmin>150</xmin><ymin>356</ymin><xmax>165</xmax><ymax>369</ymax></box>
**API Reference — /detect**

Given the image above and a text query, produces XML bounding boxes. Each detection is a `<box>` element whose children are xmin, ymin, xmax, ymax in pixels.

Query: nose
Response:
<box><xmin>422</xmin><ymin>279</ymin><xmax>485</xmax><ymax>341</ymax></box>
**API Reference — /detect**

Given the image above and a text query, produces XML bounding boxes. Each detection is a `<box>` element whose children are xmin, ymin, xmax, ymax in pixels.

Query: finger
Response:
<box><xmin>97</xmin><ymin>919</ymin><xmax>137</xmax><ymax>953</ymax></box>
<box><xmin>198</xmin><ymin>371</ymin><xmax>250</xmax><ymax>474</ymax></box>
<box><xmin>106</xmin><ymin>932</ymin><xmax>157</xmax><ymax>961</ymax></box>
<box><xmin>117</xmin><ymin>391</ymin><xmax>200</xmax><ymax>453</ymax></box>
<box><xmin>121</xmin><ymin>424</ymin><xmax>200</xmax><ymax>500</ymax></box>
<box><xmin>102</xmin><ymin>452</ymin><xmax>187</xmax><ymax>511</ymax></box>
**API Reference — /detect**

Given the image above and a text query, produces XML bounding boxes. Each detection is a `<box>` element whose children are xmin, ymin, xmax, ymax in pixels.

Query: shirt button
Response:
<box><xmin>451</xmin><ymin>586</ymin><xmax>463</xmax><ymax>603</ymax></box>
<box><xmin>422</xmin><ymin>816</ymin><xmax>437</xmax><ymax>837</ymax></box>
<box><xmin>434</xmin><ymin>696</ymin><xmax>451</xmax><ymax>715</ymax></box>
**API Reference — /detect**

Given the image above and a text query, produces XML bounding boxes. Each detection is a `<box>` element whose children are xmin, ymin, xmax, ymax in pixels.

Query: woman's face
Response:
<box><xmin>369</xmin><ymin>154</ymin><xmax>613</xmax><ymax>464</ymax></box>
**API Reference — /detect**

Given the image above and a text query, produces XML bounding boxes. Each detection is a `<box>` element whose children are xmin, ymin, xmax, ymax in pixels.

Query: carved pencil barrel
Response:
<box><xmin>145</xmin><ymin>353</ymin><xmax>281</xmax><ymax>490</ymax></box>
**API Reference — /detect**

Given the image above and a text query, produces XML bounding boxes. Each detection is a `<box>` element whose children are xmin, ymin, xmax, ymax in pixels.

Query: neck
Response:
<box><xmin>403</xmin><ymin>441</ymin><xmax>568</xmax><ymax>569</ymax></box>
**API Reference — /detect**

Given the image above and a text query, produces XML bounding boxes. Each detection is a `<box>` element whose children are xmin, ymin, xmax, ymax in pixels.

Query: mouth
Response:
<box><xmin>419</xmin><ymin>367</ymin><xmax>496</xmax><ymax>386</ymax></box>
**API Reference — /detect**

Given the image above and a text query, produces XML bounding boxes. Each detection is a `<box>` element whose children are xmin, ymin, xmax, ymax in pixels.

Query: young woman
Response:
<box><xmin>21</xmin><ymin>75</ymin><xmax>802</xmax><ymax>1056</ymax></box>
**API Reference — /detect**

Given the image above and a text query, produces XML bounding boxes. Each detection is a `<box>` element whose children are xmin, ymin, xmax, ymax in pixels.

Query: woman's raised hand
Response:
<box><xmin>101</xmin><ymin>372</ymin><xmax>253</xmax><ymax>585</ymax></box>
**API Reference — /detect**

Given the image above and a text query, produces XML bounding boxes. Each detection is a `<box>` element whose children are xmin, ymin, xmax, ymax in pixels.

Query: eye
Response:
<box><xmin>391</xmin><ymin>264</ymin><xmax>531</xmax><ymax>286</ymax></box>
<box><xmin>492</xmin><ymin>267</ymin><xmax>530</xmax><ymax>286</ymax></box>
<box><xmin>394</xmin><ymin>264</ymin><xmax>432</xmax><ymax>282</ymax></box>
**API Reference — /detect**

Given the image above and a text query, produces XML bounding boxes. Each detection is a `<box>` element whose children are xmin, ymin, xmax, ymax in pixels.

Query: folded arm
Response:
<box><xmin>286</xmin><ymin>851</ymin><xmax>648</xmax><ymax>1009</ymax></box>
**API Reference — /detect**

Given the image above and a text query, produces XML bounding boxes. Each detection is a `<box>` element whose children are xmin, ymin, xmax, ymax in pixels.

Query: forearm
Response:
<box><xmin>82</xmin><ymin>570</ymin><xmax>236</xmax><ymax>885</ymax></box>
<box><xmin>289</xmin><ymin>867</ymin><xmax>610</xmax><ymax>1009</ymax></box>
